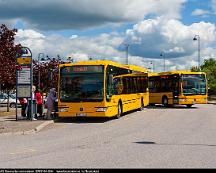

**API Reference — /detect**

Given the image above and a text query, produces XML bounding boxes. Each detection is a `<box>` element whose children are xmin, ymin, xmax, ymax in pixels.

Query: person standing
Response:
<box><xmin>27</xmin><ymin>85</ymin><xmax>37</xmax><ymax>120</ymax></box>
<box><xmin>18</xmin><ymin>98</ymin><xmax>27</xmax><ymax>117</ymax></box>
<box><xmin>45</xmin><ymin>88</ymin><xmax>57</xmax><ymax>120</ymax></box>
<box><xmin>35</xmin><ymin>88</ymin><xmax>43</xmax><ymax>118</ymax></box>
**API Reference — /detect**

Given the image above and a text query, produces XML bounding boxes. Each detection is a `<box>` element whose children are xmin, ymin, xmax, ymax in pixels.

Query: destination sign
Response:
<box><xmin>61</xmin><ymin>65</ymin><xmax>104</xmax><ymax>74</ymax></box>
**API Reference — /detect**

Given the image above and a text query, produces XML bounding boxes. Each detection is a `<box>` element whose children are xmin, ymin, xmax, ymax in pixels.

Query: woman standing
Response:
<box><xmin>45</xmin><ymin>88</ymin><xmax>57</xmax><ymax>120</ymax></box>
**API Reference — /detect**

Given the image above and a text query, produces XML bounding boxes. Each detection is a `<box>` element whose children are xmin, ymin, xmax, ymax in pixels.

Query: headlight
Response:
<box><xmin>180</xmin><ymin>99</ymin><xmax>187</xmax><ymax>102</ymax></box>
<box><xmin>59</xmin><ymin>108</ymin><xmax>68</xmax><ymax>112</ymax></box>
<box><xmin>96</xmin><ymin>107</ymin><xmax>107</xmax><ymax>112</ymax></box>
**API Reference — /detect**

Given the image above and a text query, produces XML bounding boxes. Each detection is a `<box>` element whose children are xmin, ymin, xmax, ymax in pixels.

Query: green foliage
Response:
<box><xmin>191</xmin><ymin>58</ymin><xmax>216</xmax><ymax>95</ymax></box>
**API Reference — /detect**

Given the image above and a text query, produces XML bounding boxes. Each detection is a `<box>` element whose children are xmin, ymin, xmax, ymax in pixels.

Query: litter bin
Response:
<box><xmin>27</xmin><ymin>99</ymin><xmax>37</xmax><ymax>120</ymax></box>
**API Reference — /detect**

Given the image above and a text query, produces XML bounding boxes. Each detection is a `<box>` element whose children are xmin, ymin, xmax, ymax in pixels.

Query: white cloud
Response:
<box><xmin>0</xmin><ymin>0</ymin><xmax>186</xmax><ymax>30</ymax></box>
<box><xmin>191</xmin><ymin>9</ymin><xmax>210</xmax><ymax>17</ymax></box>
<box><xmin>125</xmin><ymin>17</ymin><xmax>216</xmax><ymax>59</ymax></box>
<box><xmin>16</xmin><ymin>29</ymin><xmax>45</xmax><ymax>39</ymax></box>
<box><xmin>15</xmin><ymin>29</ymin><xmax>125</xmax><ymax>62</ymax></box>
<box><xmin>70</xmin><ymin>35</ymin><xmax>78</xmax><ymax>39</ymax></box>
<box><xmin>15</xmin><ymin>17</ymin><xmax>216</xmax><ymax>72</ymax></box>
<box><xmin>212</xmin><ymin>0</ymin><xmax>216</xmax><ymax>13</ymax></box>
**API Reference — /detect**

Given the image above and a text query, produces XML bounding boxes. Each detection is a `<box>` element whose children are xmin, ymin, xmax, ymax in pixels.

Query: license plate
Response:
<box><xmin>76</xmin><ymin>113</ymin><xmax>87</xmax><ymax>117</ymax></box>
<box><xmin>192</xmin><ymin>102</ymin><xmax>197</xmax><ymax>104</ymax></box>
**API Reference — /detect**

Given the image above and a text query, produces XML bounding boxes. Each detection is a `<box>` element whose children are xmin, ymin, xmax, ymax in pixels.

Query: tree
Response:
<box><xmin>33</xmin><ymin>58</ymin><xmax>64</xmax><ymax>94</ymax></box>
<box><xmin>0</xmin><ymin>24</ymin><xmax>22</xmax><ymax>111</ymax></box>
<box><xmin>0</xmin><ymin>24</ymin><xmax>22</xmax><ymax>90</ymax></box>
<box><xmin>191</xmin><ymin>58</ymin><xmax>216</xmax><ymax>95</ymax></box>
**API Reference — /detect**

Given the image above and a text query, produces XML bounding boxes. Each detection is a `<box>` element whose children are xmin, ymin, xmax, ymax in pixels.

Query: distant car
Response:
<box><xmin>0</xmin><ymin>93</ymin><xmax>19</xmax><ymax>108</ymax></box>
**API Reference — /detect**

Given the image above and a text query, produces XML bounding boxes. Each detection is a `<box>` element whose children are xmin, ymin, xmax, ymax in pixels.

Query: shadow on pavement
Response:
<box><xmin>134</xmin><ymin>141</ymin><xmax>216</xmax><ymax>147</ymax></box>
<box><xmin>54</xmin><ymin>117</ymin><xmax>112</xmax><ymax>124</ymax></box>
<box><xmin>147</xmin><ymin>105</ymin><xmax>198</xmax><ymax>110</ymax></box>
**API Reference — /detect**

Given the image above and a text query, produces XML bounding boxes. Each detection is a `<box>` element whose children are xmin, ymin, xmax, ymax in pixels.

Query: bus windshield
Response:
<box><xmin>60</xmin><ymin>66</ymin><xmax>104</xmax><ymax>102</ymax></box>
<box><xmin>182</xmin><ymin>74</ymin><xmax>206</xmax><ymax>95</ymax></box>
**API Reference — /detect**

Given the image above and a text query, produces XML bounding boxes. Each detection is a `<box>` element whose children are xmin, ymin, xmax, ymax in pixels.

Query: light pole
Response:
<box><xmin>38</xmin><ymin>53</ymin><xmax>45</xmax><ymax>89</ymax></box>
<box><xmin>57</xmin><ymin>55</ymin><xmax>61</xmax><ymax>61</ymax></box>
<box><xmin>160</xmin><ymin>51</ymin><xmax>166</xmax><ymax>71</ymax></box>
<box><xmin>193</xmin><ymin>35</ymin><xmax>201</xmax><ymax>70</ymax></box>
<box><xmin>124</xmin><ymin>43</ymin><xmax>130</xmax><ymax>65</ymax></box>
<box><xmin>150</xmin><ymin>61</ymin><xmax>154</xmax><ymax>72</ymax></box>
<box><xmin>145</xmin><ymin>61</ymin><xmax>154</xmax><ymax>72</ymax></box>
<box><xmin>67</xmin><ymin>57</ymin><xmax>74</xmax><ymax>63</ymax></box>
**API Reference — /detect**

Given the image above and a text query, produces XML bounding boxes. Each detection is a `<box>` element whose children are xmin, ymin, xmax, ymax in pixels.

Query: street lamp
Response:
<box><xmin>124</xmin><ymin>43</ymin><xmax>130</xmax><ymax>65</ymax></box>
<box><xmin>150</xmin><ymin>61</ymin><xmax>154</xmax><ymax>72</ymax></box>
<box><xmin>160</xmin><ymin>51</ymin><xmax>166</xmax><ymax>71</ymax></box>
<box><xmin>67</xmin><ymin>57</ymin><xmax>74</xmax><ymax>63</ymax></box>
<box><xmin>38</xmin><ymin>53</ymin><xmax>45</xmax><ymax>89</ymax></box>
<box><xmin>145</xmin><ymin>61</ymin><xmax>154</xmax><ymax>72</ymax></box>
<box><xmin>193</xmin><ymin>35</ymin><xmax>201</xmax><ymax>70</ymax></box>
<box><xmin>57</xmin><ymin>55</ymin><xmax>61</xmax><ymax>61</ymax></box>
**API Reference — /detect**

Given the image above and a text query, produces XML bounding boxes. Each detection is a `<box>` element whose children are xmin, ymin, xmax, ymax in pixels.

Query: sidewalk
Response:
<box><xmin>208</xmin><ymin>96</ymin><xmax>216</xmax><ymax>105</ymax></box>
<box><xmin>0</xmin><ymin>107</ymin><xmax>54</xmax><ymax>136</ymax></box>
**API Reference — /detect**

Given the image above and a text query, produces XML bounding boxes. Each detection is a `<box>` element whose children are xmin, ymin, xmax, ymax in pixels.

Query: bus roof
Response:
<box><xmin>149</xmin><ymin>70</ymin><xmax>206</xmax><ymax>77</ymax></box>
<box><xmin>124</xmin><ymin>64</ymin><xmax>148</xmax><ymax>73</ymax></box>
<box><xmin>114</xmin><ymin>73</ymin><xmax>148</xmax><ymax>78</ymax></box>
<box><xmin>59</xmin><ymin>60</ymin><xmax>148</xmax><ymax>72</ymax></box>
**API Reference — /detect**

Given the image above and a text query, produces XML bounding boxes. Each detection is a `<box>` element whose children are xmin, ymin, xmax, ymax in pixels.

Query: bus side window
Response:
<box><xmin>131</xmin><ymin>77</ymin><xmax>133</xmax><ymax>93</ymax></box>
<box><xmin>144</xmin><ymin>77</ymin><xmax>148</xmax><ymax>92</ymax></box>
<box><xmin>122</xmin><ymin>77</ymin><xmax>127</xmax><ymax>94</ymax></box>
<box><xmin>137</xmin><ymin>77</ymin><xmax>141</xmax><ymax>93</ymax></box>
<box><xmin>126</xmin><ymin>78</ymin><xmax>129</xmax><ymax>94</ymax></box>
<box><xmin>134</xmin><ymin>77</ymin><xmax>137</xmax><ymax>93</ymax></box>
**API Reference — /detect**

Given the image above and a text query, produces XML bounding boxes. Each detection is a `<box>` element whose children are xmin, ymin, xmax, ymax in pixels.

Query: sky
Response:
<box><xmin>0</xmin><ymin>0</ymin><xmax>216</xmax><ymax>72</ymax></box>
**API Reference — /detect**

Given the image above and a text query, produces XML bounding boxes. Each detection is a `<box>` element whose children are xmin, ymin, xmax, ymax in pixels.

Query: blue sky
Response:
<box><xmin>182</xmin><ymin>0</ymin><xmax>215</xmax><ymax>24</ymax></box>
<box><xmin>1</xmin><ymin>0</ymin><xmax>216</xmax><ymax>72</ymax></box>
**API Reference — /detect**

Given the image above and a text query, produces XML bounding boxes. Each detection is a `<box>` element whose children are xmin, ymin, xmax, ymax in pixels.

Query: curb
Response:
<box><xmin>34</xmin><ymin>120</ymin><xmax>54</xmax><ymax>132</ymax></box>
<box><xmin>0</xmin><ymin>120</ymin><xmax>54</xmax><ymax>136</ymax></box>
<box><xmin>208</xmin><ymin>102</ymin><xmax>216</xmax><ymax>105</ymax></box>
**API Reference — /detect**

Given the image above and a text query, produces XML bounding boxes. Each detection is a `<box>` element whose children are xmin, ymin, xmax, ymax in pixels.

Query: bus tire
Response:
<box><xmin>140</xmin><ymin>98</ymin><xmax>144</xmax><ymax>111</ymax></box>
<box><xmin>162</xmin><ymin>96</ymin><xmax>168</xmax><ymax>107</ymax></box>
<box><xmin>116</xmin><ymin>102</ymin><xmax>122</xmax><ymax>119</ymax></box>
<box><xmin>186</xmin><ymin>104</ymin><xmax>193</xmax><ymax>108</ymax></box>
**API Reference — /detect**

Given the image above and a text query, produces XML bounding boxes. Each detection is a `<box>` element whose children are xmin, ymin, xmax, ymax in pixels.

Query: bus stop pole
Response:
<box><xmin>16</xmin><ymin>67</ymin><xmax>18</xmax><ymax>121</ymax></box>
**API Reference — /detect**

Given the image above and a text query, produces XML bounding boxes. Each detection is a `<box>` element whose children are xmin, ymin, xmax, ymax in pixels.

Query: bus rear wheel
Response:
<box><xmin>162</xmin><ymin>96</ymin><xmax>168</xmax><ymax>107</ymax></box>
<box><xmin>186</xmin><ymin>104</ymin><xmax>193</xmax><ymax>108</ymax></box>
<box><xmin>116</xmin><ymin>102</ymin><xmax>122</xmax><ymax>119</ymax></box>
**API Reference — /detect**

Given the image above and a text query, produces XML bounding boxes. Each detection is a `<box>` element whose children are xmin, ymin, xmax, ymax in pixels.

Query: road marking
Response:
<box><xmin>10</xmin><ymin>148</ymin><xmax>37</xmax><ymax>155</ymax></box>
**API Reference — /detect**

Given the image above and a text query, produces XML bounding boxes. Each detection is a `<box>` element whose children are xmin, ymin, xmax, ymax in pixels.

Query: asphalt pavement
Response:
<box><xmin>0</xmin><ymin>100</ymin><xmax>215</xmax><ymax>135</ymax></box>
<box><xmin>0</xmin><ymin>104</ymin><xmax>216</xmax><ymax>168</ymax></box>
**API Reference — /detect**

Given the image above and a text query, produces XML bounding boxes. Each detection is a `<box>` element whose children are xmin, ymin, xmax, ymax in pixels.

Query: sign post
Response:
<box><xmin>16</xmin><ymin>47</ymin><xmax>33</xmax><ymax>121</ymax></box>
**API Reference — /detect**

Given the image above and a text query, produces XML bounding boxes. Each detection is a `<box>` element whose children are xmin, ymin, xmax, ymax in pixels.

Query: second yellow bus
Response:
<box><xmin>149</xmin><ymin>71</ymin><xmax>208</xmax><ymax>107</ymax></box>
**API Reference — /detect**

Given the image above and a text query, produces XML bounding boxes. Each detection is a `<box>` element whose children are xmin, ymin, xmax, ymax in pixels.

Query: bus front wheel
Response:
<box><xmin>186</xmin><ymin>104</ymin><xmax>193</xmax><ymax>108</ymax></box>
<box><xmin>162</xmin><ymin>96</ymin><xmax>168</xmax><ymax>107</ymax></box>
<box><xmin>140</xmin><ymin>98</ymin><xmax>144</xmax><ymax>111</ymax></box>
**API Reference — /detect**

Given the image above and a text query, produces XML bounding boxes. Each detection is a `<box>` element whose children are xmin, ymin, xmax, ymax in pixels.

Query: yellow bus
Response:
<box><xmin>149</xmin><ymin>71</ymin><xmax>208</xmax><ymax>107</ymax></box>
<box><xmin>57</xmin><ymin>60</ymin><xmax>149</xmax><ymax>118</ymax></box>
